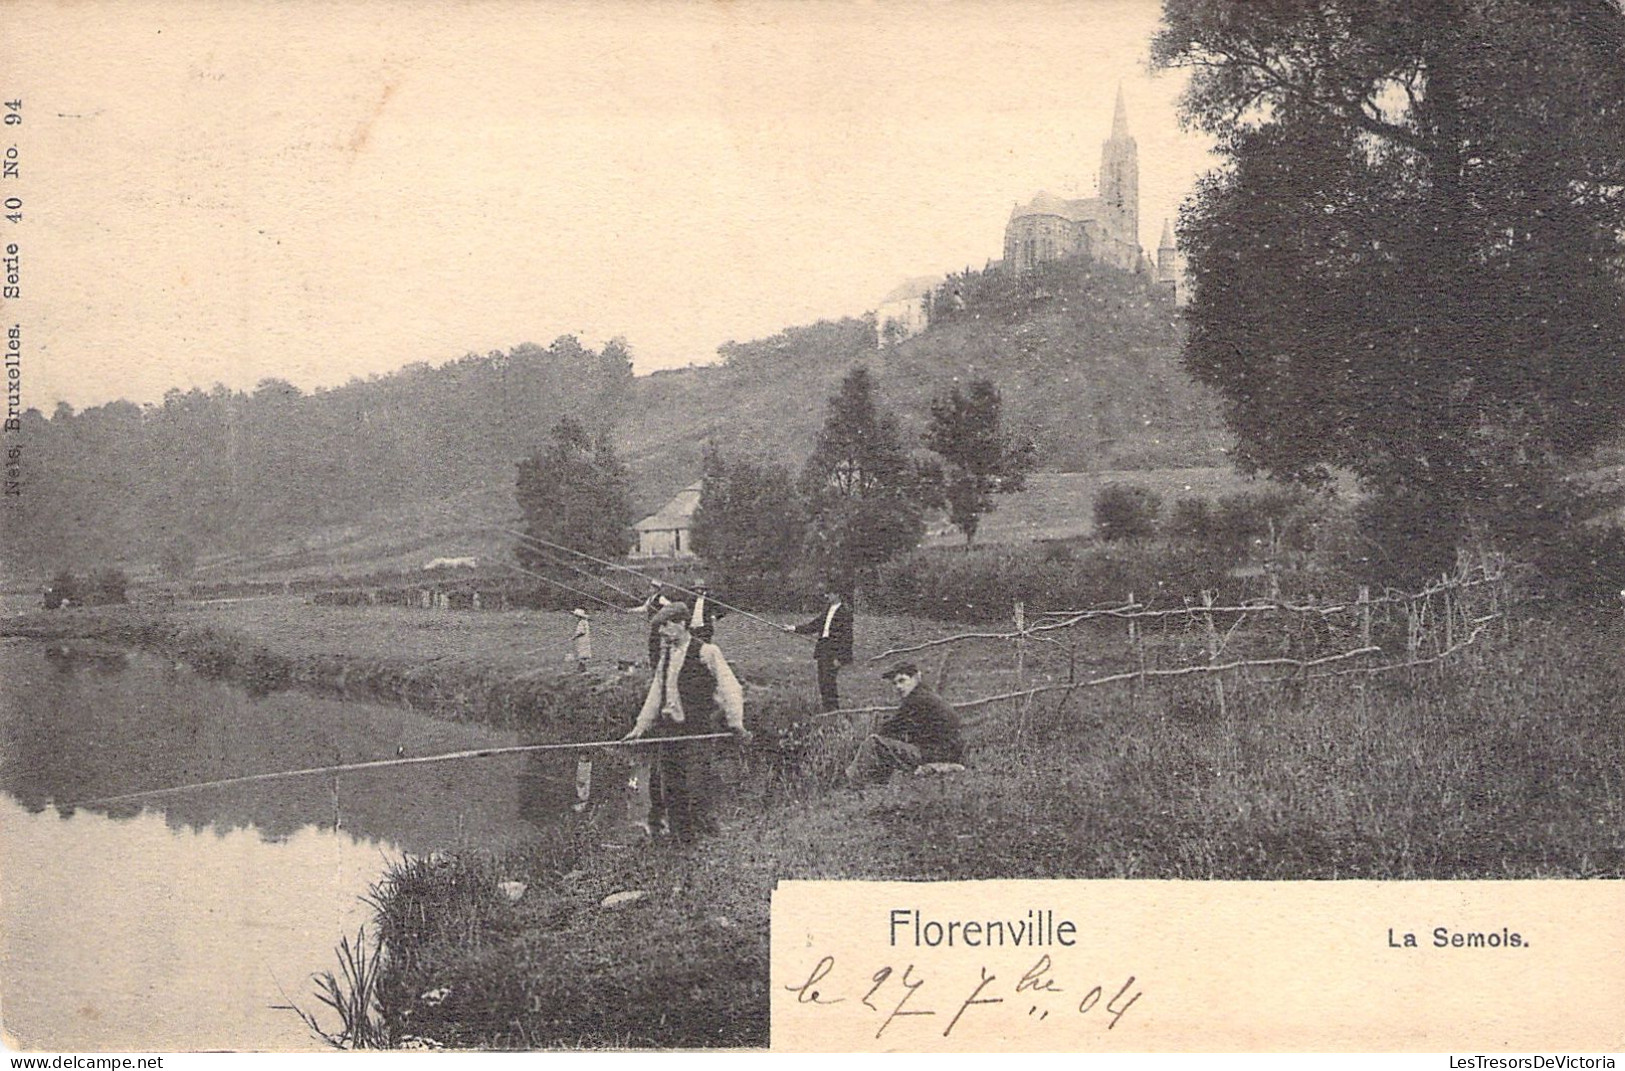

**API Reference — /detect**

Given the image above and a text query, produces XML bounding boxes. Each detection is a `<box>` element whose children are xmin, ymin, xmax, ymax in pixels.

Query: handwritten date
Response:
<box><xmin>784</xmin><ymin>953</ymin><xmax>1142</xmax><ymax>1039</ymax></box>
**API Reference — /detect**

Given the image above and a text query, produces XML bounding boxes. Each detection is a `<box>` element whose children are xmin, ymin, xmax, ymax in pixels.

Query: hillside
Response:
<box><xmin>2</xmin><ymin>258</ymin><xmax>1230</xmax><ymax>583</ymax></box>
<box><xmin>621</xmin><ymin>257</ymin><xmax>1230</xmax><ymax>509</ymax></box>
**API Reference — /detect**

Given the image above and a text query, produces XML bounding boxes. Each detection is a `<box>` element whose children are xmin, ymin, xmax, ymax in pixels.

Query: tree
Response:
<box><xmin>1094</xmin><ymin>483</ymin><xmax>1162</xmax><ymax>543</ymax></box>
<box><xmin>1153</xmin><ymin>0</ymin><xmax>1625</xmax><ymax>579</ymax></box>
<box><xmin>690</xmin><ymin>446</ymin><xmax>804</xmax><ymax>587</ymax></box>
<box><xmin>514</xmin><ymin>417</ymin><xmax>634</xmax><ymax>573</ymax></box>
<box><xmin>923</xmin><ymin>378</ymin><xmax>1036</xmax><ymax>547</ymax></box>
<box><xmin>799</xmin><ymin>367</ymin><xmax>927</xmax><ymax>589</ymax></box>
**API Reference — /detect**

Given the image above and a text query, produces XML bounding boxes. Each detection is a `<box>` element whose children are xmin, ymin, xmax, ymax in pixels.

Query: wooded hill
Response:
<box><xmin>621</xmin><ymin>258</ymin><xmax>1226</xmax><ymax>507</ymax></box>
<box><xmin>2</xmin><ymin>257</ymin><xmax>1227</xmax><ymax>581</ymax></box>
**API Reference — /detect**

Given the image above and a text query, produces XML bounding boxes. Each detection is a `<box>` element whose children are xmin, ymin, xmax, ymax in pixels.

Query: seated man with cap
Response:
<box><xmin>846</xmin><ymin>662</ymin><xmax>966</xmax><ymax>784</ymax></box>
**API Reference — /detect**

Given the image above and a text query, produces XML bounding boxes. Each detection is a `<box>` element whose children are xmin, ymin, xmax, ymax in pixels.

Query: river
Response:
<box><xmin>0</xmin><ymin>638</ymin><xmax>573</xmax><ymax>1051</ymax></box>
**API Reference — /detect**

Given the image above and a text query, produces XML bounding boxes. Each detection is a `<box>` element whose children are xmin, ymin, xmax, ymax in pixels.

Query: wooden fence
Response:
<box><xmin>832</xmin><ymin>558</ymin><xmax>1515</xmax><ymax>725</ymax></box>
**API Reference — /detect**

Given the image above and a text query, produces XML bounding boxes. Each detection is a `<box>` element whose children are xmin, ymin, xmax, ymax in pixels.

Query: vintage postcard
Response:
<box><xmin>2</xmin><ymin>0</ymin><xmax>1623</xmax><ymax>1059</ymax></box>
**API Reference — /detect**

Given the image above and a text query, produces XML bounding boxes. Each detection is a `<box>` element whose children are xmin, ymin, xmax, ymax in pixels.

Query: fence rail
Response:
<box><xmin>833</xmin><ymin>562</ymin><xmax>1512</xmax><ymax>725</ymax></box>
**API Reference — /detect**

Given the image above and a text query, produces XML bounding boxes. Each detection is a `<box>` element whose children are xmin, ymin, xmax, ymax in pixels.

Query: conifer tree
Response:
<box><xmin>514</xmin><ymin>417</ymin><xmax>633</xmax><ymax>573</ymax></box>
<box><xmin>923</xmin><ymin>378</ymin><xmax>1036</xmax><ymax>547</ymax></box>
<box><xmin>799</xmin><ymin>367</ymin><xmax>926</xmax><ymax>589</ymax></box>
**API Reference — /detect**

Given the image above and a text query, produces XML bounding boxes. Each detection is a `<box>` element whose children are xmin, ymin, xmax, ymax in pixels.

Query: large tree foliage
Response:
<box><xmin>690</xmin><ymin>446</ymin><xmax>803</xmax><ymax>586</ymax></box>
<box><xmin>799</xmin><ymin>367</ymin><xmax>927</xmax><ymax>589</ymax></box>
<box><xmin>923</xmin><ymin>378</ymin><xmax>1036</xmax><ymax>547</ymax></box>
<box><xmin>514</xmin><ymin>417</ymin><xmax>633</xmax><ymax>573</ymax></box>
<box><xmin>1153</xmin><ymin>0</ymin><xmax>1625</xmax><ymax>575</ymax></box>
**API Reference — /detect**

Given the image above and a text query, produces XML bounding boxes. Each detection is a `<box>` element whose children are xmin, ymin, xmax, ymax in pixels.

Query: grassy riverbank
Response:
<box><xmin>4</xmin><ymin>595</ymin><xmax>1037</xmax><ymax>714</ymax></box>
<box><xmin>11</xmin><ymin>598</ymin><xmax>1624</xmax><ymax>1048</ymax></box>
<box><xmin>365</xmin><ymin>610</ymin><xmax>1625</xmax><ymax>1049</ymax></box>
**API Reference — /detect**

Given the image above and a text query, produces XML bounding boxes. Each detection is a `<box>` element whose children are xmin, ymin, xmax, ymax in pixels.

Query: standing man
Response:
<box><xmin>623</xmin><ymin>602</ymin><xmax>751</xmax><ymax>842</ymax></box>
<box><xmin>847</xmin><ymin>662</ymin><xmax>965</xmax><ymax>784</ymax></box>
<box><xmin>784</xmin><ymin>587</ymin><xmax>854</xmax><ymax>712</ymax></box>
<box><xmin>685</xmin><ymin>577</ymin><xmax>728</xmax><ymax>642</ymax></box>
<box><xmin>626</xmin><ymin>579</ymin><xmax>674</xmax><ymax>672</ymax></box>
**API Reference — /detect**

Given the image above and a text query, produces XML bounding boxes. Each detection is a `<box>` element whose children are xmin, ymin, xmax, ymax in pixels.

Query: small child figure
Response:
<box><xmin>570</xmin><ymin>608</ymin><xmax>593</xmax><ymax>668</ymax></box>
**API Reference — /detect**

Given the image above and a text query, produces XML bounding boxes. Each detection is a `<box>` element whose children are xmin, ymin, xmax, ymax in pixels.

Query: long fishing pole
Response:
<box><xmin>498</xmin><ymin>561</ymin><xmax>624</xmax><ymax>612</ymax></box>
<box><xmin>64</xmin><ymin>732</ymin><xmax>740</xmax><ymax>809</ymax></box>
<box><xmin>509</xmin><ymin>534</ymin><xmax>642</xmax><ymax>602</ymax></box>
<box><xmin>488</xmin><ymin>524</ymin><xmax>671</xmax><ymax>591</ymax></box>
<box><xmin>495</xmin><ymin>526</ymin><xmax>787</xmax><ymax>632</ymax></box>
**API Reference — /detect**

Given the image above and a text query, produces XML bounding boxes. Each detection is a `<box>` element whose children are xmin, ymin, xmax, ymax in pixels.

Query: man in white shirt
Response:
<box><xmin>784</xmin><ymin>588</ymin><xmax>855</xmax><ymax>711</ymax></box>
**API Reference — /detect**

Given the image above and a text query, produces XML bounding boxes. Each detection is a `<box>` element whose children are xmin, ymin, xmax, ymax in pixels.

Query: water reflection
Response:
<box><xmin>0</xmin><ymin>640</ymin><xmax>547</xmax><ymax>854</ymax></box>
<box><xmin>0</xmin><ymin>796</ymin><xmax>384</xmax><ymax>1050</ymax></box>
<box><xmin>0</xmin><ymin>639</ymin><xmax>578</xmax><ymax>1051</ymax></box>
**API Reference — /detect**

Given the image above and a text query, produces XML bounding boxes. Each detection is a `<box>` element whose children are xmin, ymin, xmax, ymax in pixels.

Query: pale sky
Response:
<box><xmin>9</xmin><ymin>0</ymin><xmax>1216</xmax><ymax>411</ymax></box>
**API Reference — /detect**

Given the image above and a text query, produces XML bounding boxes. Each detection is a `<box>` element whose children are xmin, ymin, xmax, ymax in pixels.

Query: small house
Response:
<box><xmin>633</xmin><ymin>481</ymin><xmax>703</xmax><ymax>558</ymax></box>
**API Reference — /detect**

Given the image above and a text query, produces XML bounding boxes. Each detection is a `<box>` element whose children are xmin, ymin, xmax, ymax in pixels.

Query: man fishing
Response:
<box><xmin>626</xmin><ymin>578</ymin><xmax>678</xmax><ymax>671</ymax></box>
<box><xmin>783</xmin><ymin>587</ymin><xmax>854</xmax><ymax>712</ymax></box>
<box><xmin>622</xmin><ymin>602</ymin><xmax>751</xmax><ymax>842</ymax></box>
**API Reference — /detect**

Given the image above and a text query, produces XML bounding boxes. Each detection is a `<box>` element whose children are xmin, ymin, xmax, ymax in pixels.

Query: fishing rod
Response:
<box><xmin>498</xmin><ymin>561</ymin><xmax>624</xmax><ymax>612</ymax></box>
<box><xmin>486</xmin><ymin>524</ymin><xmax>671</xmax><ymax>591</ymax></box>
<box><xmin>63</xmin><ymin>732</ymin><xmax>740</xmax><ymax>809</ymax></box>
<box><xmin>507</xmin><ymin>533</ymin><xmax>643</xmax><ymax>602</ymax></box>
<box><xmin>495</xmin><ymin>526</ymin><xmax>788</xmax><ymax>632</ymax></box>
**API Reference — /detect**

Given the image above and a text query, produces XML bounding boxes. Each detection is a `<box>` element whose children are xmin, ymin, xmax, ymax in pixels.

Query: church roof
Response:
<box><xmin>1159</xmin><ymin>219</ymin><xmax>1175</xmax><ymax>249</ymax></box>
<box><xmin>1009</xmin><ymin>190</ymin><xmax>1103</xmax><ymax>225</ymax></box>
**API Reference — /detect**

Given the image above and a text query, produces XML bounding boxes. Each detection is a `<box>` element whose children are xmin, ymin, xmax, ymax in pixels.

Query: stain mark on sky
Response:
<box><xmin>348</xmin><ymin>81</ymin><xmax>398</xmax><ymax>153</ymax></box>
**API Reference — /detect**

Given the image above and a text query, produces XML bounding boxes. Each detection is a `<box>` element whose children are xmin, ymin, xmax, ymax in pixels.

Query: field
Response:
<box><xmin>921</xmin><ymin>467</ymin><xmax>1257</xmax><ymax>546</ymax></box>
<box><xmin>129</xmin><ymin>594</ymin><xmax>1037</xmax><ymax>707</ymax></box>
<box><xmin>147</xmin><ymin>466</ymin><xmax>1264</xmax><ymax>589</ymax></box>
<box><xmin>17</xmin><ymin>591</ymin><xmax>1622</xmax><ymax>1048</ymax></box>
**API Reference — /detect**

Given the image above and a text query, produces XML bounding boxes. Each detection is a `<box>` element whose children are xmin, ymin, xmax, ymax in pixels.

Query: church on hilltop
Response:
<box><xmin>874</xmin><ymin>87</ymin><xmax>1185</xmax><ymax>345</ymax></box>
<box><xmin>1003</xmin><ymin>87</ymin><xmax>1145</xmax><ymax>275</ymax></box>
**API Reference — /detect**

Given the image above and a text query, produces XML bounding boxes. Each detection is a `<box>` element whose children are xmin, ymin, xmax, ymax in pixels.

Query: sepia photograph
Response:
<box><xmin>2</xmin><ymin>0</ymin><xmax>1623</xmax><ymax>1056</ymax></box>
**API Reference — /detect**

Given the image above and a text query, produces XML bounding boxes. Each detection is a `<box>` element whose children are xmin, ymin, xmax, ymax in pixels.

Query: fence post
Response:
<box><xmin>1406</xmin><ymin>593</ymin><xmax>1422</xmax><ymax>665</ymax></box>
<box><xmin>1443</xmin><ymin>574</ymin><xmax>1455</xmax><ymax>657</ymax></box>
<box><xmin>1013</xmin><ymin>599</ymin><xmax>1026</xmax><ymax>692</ymax></box>
<box><xmin>1202</xmin><ymin>589</ymin><xmax>1226</xmax><ymax>719</ymax></box>
<box><xmin>1126</xmin><ymin>592</ymin><xmax>1138</xmax><ymax>717</ymax></box>
<box><xmin>1357</xmin><ymin>585</ymin><xmax>1371</xmax><ymax>649</ymax></box>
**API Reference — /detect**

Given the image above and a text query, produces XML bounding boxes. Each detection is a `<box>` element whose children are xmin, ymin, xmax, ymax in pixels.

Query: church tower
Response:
<box><xmin>1098</xmin><ymin>86</ymin><xmax>1139</xmax><ymax>265</ymax></box>
<box><xmin>1157</xmin><ymin>219</ymin><xmax>1177</xmax><ymax>282</ymax></box>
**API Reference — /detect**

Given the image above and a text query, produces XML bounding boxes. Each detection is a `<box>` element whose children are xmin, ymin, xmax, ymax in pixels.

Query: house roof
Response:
<box><xmin>634</xmin><ymin>481</ymin><xmax>704</xmax><ymax>532</ymax></box>
<box><xmin>878</xmin><ymin>274</ymin><xmax>944</xmax><ymax>306</ymax></box>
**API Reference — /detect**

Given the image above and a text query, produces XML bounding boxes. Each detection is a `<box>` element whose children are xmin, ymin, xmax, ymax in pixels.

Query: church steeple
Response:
<box><xmin>1099</xmin><ymin>85</ymin><xmax>1139</xmax><ymax>259</ymax></box>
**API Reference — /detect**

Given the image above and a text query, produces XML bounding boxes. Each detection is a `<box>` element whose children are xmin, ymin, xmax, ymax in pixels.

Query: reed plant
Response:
<box><xmin>288</xmin><ymin>927</ymin><xmax>390</xmax><ymax>1049</ymax></box>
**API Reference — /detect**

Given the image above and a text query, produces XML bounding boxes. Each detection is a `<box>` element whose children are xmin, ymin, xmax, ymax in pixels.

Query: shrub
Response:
<box><xmin>1166</xmin><ymin>496</ymin><xmax>1216</xmax><ymax>546</ymax></box>
<box><xmin>868</xmin><ymin>542</ymin><xmax>1234</xmax><ymax>622</ymax></box>
<box><xmin>1212</xmin><ymin>487</ymin><xmax>1321</xmax><ymax>564</ymax></box>
<box><xmin>1093</xmin><ymin>483</ymin><xmax>1162</xmax><ymax>543</ymax></box>
<box><xmin>1532</xmin><ymin>523</ymin><xmax>1625</xmax><ymax>607</ymax></box>
<box><xmin>1355</xmin><ymin>488</ymin><xmax>1462</xmax><ymax>588</ymax></box>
